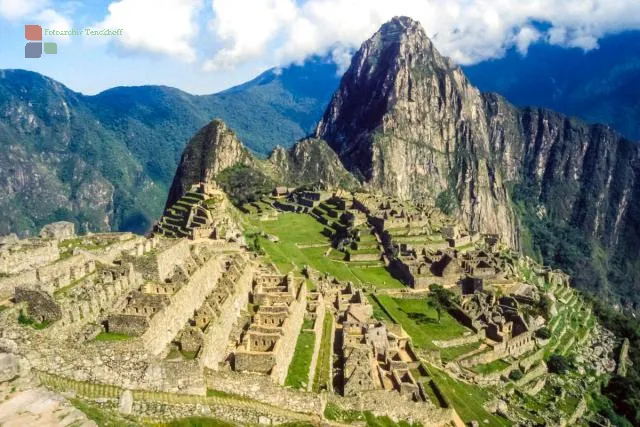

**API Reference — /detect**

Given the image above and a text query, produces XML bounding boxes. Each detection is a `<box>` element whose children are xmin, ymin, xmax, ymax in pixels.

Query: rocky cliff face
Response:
<box><xmin>317</xmin><ymin>16</ymin><xmax>640</xmax><ymax>303</ymax></box>
<box><xmin>316</xmin><ymin>16</ymin><xmax>517</xmax><ymax>244</ymax></box>
<box><xmin>267</xmin><ymin>138</ymin><xmax>358</xmax><ymax>189</ymax></box>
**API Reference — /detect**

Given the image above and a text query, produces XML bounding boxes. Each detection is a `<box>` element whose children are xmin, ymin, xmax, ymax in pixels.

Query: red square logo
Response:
<box><xmin>25</xmin><ymin>25</ymin><xmax>42</xmax><ymax>41</ymax></box>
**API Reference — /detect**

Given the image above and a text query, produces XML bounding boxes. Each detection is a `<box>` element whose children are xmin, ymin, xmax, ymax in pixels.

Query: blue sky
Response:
<box><xmin>1</xmin><ymin>0</ymin><xmax>640</xmax><ymax>95</ymax></box>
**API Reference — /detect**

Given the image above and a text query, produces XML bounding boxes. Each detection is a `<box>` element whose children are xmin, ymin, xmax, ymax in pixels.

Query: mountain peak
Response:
<box><xmin>378</xmin><ymin>16</ymin><xmax>424</xmax><ymax>38</ymax></box>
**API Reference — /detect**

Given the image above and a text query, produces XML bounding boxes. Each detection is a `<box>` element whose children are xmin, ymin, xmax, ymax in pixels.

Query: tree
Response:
<box><xmin>427</xmin><ymin>298</ymin><xmax>443</xmax><ymax>324</ymax></box>
<box><xmin>509</xmin><ymin>369</ymin><xmax>524</xmax><ymax>381</ymax></box>
<box><xmin>536</xmin><ymin>327</ymin><xmax>552</xmax><ymax>339</ymax></box>
<box><xmin>547</xmin><ymin>354</ymin><xmax>571</xmax><ymax>374</ymax></box>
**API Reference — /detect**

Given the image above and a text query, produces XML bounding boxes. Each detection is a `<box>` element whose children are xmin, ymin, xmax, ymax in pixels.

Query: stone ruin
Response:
<box><xmin>232</xmin><ymin>271</ymin><xmax>307</xmax><ymax>385</ymax></box>
<box><xmin>39</xmin><ymin>221</ymin><xmax>75</xmax><ymax>241</ymax></box>
<box><xmin>155</xmin><ymin>182</ymin><xmax>242</xmax><ymax>241</ymax></box>
<box><xmin>320</xmin><ymin>280</ymin><xmax>426</xmax><ymax>401</ymax></box>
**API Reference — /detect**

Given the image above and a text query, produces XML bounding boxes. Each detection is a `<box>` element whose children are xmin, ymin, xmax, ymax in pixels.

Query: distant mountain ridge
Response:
<box><xmin>464</xmin><ymin>31</ymin><xmax>640</xmax><ymax>142</ymax></box>
<box><xmin>0</xmin><ymin>59</ymin><xmax>340</xmax><ymax>235</ymax></box>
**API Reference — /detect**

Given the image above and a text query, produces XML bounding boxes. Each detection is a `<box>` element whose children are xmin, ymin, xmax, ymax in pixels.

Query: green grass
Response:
<box><xmin>470</xmin><ymin>358</ymin><xmax>511</xmax><ymax>375</ymax></box>
<box><xmin>426</xmin><ymin>365</ymin><xmax>511</xmax><ymax>426</ymax></box>
<box><xmin>324</xmin><ymin>403</ymin><xmax>365</xmax><ymax>423</ymax></box>
<box><xmin>246</xmin><ymin>213</ymin><xmax>404</xmax><ymax>289</ymax></box>
<box><xmin>17</xmin><ymin>309</ymin><xmax>50</xmax><ymax>329</ymax></box>
<box><xmin>374</xmin><ymin>296</ymin><xmax>470</xmax><ymax>350</ymax></box>
<box><xmin>94</xmin><ymin>331</ymin><xmax>133</xmax><ymax>341</ymax></box>
<box><xmin>285</xmin><ymin>331</ymin><xmax>315</xmax><ymax>389</ymax></box>
<box><xmin>351</xmin><ymin>267</ymin><xmax>405</xmax><ymax>289</ymax></box>
<box><xmin>440</xmin><ymin>341</ymin><xmax>482</xmax><ymax>363</ymax></box>
<box><xmin>70</xmin><ymin>398</ymin><xmax>137</xmax><ymax>426</ymax></box>
<box><xmin>368</xmin><ymin>295</ymin><xmax>394</xmax><ymax>323</ymax></box>
<box><xmin>313</xmin><ymin>312</ymin><xmax>333</xmax><ymax>392</ymax></box>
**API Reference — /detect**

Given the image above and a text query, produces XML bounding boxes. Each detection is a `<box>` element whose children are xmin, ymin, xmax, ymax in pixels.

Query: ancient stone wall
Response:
<box><xmin>518</xmin><ymin>348</ymin><xmax>545</xmax><ymax>372</ymax></box>
<box><xmin>57</xmin><ymin>263</ymin><xmax>140</xmax><ymax>332</ymax></box>
<box><xmin>36</xmin><ymin>254</ymin><xmax>95</xmax><ymax>293</ymax></box>
<box><xmin>14</xmin><ymin>287</ymin><xmax>62</xmax><ymax>322</ymax></box>
<box><xmin>329</xmin><ymin>391</ymin><xmax>454</xmax><ymax>426</ymax></box>
<box><xmin>0</xmin><ymin>240</ymin><xmax>59</xmax><ymax>275</ymax></box>
<box><xmin>234</xmin><ymin>351</ymin><xmax>276</xmax><ymax>373</ymax></box>
<box><xmin>515</xmin><ymin>361</ymin><xmax>547</xmax><ymax>387</ymax></box>
<box><xmin>200</xmin><ymin>259</ymin><xmax>254</xmax><ymax>370</ymax></box>
<box><xmin>0</xmin><ymin>270</ymin><xmax>37</xmax><ymax>299</ymax></box>
<box><xmin>204</xmin><ymin>370</ymin><xmax>323</xmax><ymax>415</ymax></box>
<box><xmin>271</xmin><ymin>284</ymin><xmax>307</xmax><ymax>385</ymax></box>
<box><xmin>432</xmin><ymin>331</ymin><xmax>483</xmax><ymax>349</ymax></box>
<box><xmin>141</xmin><ymin>255</ymin><xmax>223</xmax><ymax>355</ymax></box>
<box><xmin>156</xmin><ymin>240</ymin><xmax>191</xmax><ymax>282</ymax></box>
<box><xmin>107</xmin><ymin>314</ymin><xmax>149</xmax><ymax>335</ymax></box>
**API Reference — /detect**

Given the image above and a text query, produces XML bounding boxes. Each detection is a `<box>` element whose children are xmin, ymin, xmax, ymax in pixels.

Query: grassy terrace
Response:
<box><xmin>313</xmin><ymin>312</ymin><xmax>333</xmax><ymax>392</ymax></box>
<box><xmin>245</xmin><ymin>213</ymin><xmax>404</xmax><ymax>289</ymax></box>
<box><xmin>470</xmin><ymin>358</ymin><xmax>511</xmax><ymax>375</ymax></box>
<box><xmin>372</xmin><ymin>295</ymin><xmax>470</xmax><ymax>350</ymax></box>
<box><xmin>94</xmin><ymin>331</ymin><xmax>133</xmax><ymax>342</ymax></box>
<box><xmin>285</xmin><ymin>331</ymin><xmax>315</xmax><ymax>389</ymax></box>
<box><xmin>426</xmin><ymin>365</ymin><xmax>511</xmax><ymax>426</ymax></box>
<box><xmin>440</xmin><ymin>341</ymin><xmax>482</xmax><ymax>363</ymax></box>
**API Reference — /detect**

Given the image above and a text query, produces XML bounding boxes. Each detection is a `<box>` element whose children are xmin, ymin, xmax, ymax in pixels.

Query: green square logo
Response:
<box><xmin>43</xmin><ymin>42</ymin><xmax>57</xmax><ymax>54</ymax></box>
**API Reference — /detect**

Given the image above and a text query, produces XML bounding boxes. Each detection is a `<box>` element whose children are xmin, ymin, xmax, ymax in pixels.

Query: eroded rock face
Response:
<box><xmin>266</xmin><ymin>138</ymin><xmax>358</xmax><ymax>188</ymax></box>
<box><xmin>316</xmin><ymin>16</ymin><xmax>517</xmax><ymax>244</ymax></box>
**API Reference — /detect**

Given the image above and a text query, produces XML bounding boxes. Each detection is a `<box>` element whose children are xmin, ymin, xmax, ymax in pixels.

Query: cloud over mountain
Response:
<box><xmin>204</xmin><ymin>0</ymin><xmax>640</xmax><ymax>68</ymax></box>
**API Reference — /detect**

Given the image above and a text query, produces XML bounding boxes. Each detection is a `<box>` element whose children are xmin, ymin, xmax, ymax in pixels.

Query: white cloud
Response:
<box><xmin>203</xmin><ymin>0</ymin><xmax>297</xmax><ymax>70</ymax></box>
<box><xmin>96</xmin><ymin>0</ymin><xmax>203</xmax><ymax>62</ymax></box>
<box><xmin>202</xmin><ymin>0</ymin><xmax>640</xmax><ymax>70</ymax></box>
<box><xmin>514</xmin><ymin>26</ymin><xmax>542</xmax><ymax>55</ymax></box>
<box><xmin>0</xmin><ymin>0</ymin><xmax>47</xmax><ymax>20</ymax></box>
<box><xmin>37</xmin><ymin>8</ymin><xmax>73</xmax><ymax>44</ymax></box>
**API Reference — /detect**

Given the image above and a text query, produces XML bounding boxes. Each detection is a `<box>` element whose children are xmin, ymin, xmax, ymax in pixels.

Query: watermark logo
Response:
<box><xmin>25</xmin><ymin>25</ymin><xmax>57</xmax><ymax>58</ymax></box>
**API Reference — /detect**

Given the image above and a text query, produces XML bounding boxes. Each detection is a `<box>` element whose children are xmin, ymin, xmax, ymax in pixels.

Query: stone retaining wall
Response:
<box><xmin>204</xmin><ymin>370</ymin><xmax>322</xmax><ymax>414</ymax></box>
<box><xmin>433</xmin><ymin>331</ymin><xmax>483</xmax><ymax>349</ymax></box>
<box><xmin>200</xmin><ymin>259</ymin><xmax>254</xmax><ymax>370</ymax></box>
<box><xmin>142</xmin><ymin>256</ymin><xmax>224</xmax><ymax>355</ymax></box>
<box><xmin>0</xmin><ymin>240</ymin><xmax>59</xmax><ymax>276</ymax></box>
<box><xmin>328</xmin><ymin>390</ymin><xmax>454</xmax><ymax>426</ymax></box>
<box><xmin>271</xmin><ymin>284</ymin><xmax>307</xmax><ymax>385</ymax></box>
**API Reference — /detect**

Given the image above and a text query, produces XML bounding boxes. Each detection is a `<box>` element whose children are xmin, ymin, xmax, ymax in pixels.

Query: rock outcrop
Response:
<box><xmin>267</xmin><ymin>138</ymin><xmax>358</xmax><ymax>189</ymax></box>
<box><xmin>316</xmin><ymin>16</ymin><xmax>517</xmax><ymax>244</ymax></box>
<box><xmin>166</xmin><ymin>119</ymin><xmax>255</xmax><ymax>208</ymax></box>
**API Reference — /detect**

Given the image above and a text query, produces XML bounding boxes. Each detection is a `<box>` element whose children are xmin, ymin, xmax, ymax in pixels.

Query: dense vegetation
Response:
<box><xmin>0</xmin><ymin>59</ymin><xmax>339</xmax><ymax>236</ymax></box>
<box><xmin>588</xmin><ymin>298</ymin><xmax>640</xmax><ymax>426</ymax></box>
<box><xmin>216</xmin><ymin>165</ymin><xmax>274</xmax><ymax>206</ymax></box>
<box><xmin>512</xmin><ymin>181</ymin><xmax>612</xmax><ymax>299</ymax></box>
<box><xmin>513</xmin><ymin>180</ymin><xmax>640</xmax><ymax>425</ymax></box>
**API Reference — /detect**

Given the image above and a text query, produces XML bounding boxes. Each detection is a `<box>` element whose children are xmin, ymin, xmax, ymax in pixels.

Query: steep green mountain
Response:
<box><xmin>315</xmin><ymin>17</ymin><xmax>640</xmax><ymax>309</ymax></box>
<box><xmin>464</xmin><ymin>31</ymin><xmax>640</xmax><ymax>142</ymax></box>
<box><xmin>0</xmin><ymin>59</ymin><xmax>339</xmax><ymax>235</ymax></box>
